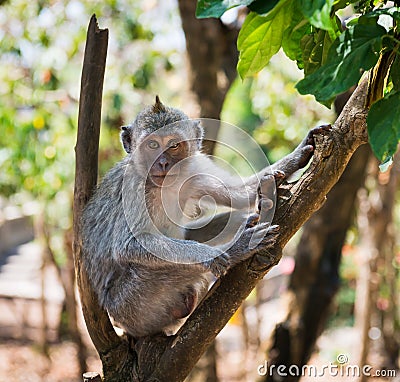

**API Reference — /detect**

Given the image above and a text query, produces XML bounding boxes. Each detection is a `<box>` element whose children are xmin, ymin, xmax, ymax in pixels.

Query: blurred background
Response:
<box><xmin>0</xmin><ymin>1</ymin><xmax>398</xmax><ymax>381</ymax></box>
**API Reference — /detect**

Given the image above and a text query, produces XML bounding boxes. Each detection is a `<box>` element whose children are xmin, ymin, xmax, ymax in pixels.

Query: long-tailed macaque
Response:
<box><xmin>81</xmin><ymin>97</ymin><xmax>326</xmax><ymax>338</ymax></box>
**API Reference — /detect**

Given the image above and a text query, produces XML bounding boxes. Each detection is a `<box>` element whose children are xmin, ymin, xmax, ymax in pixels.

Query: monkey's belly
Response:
<box><xmin>104</xmin><ymin>266</ymin><xmax>208</xmax><ymax>338</ymax></box>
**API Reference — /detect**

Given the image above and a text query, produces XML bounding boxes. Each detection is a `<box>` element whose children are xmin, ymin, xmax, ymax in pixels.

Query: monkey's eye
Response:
<box><xmin>147</xmin><ymin>140</ymin><xmax>160</xmax><ymax>149</ymax></box>
<box><xmin>168</xmin><ymin>141</ymin><xmax>180</xmax><ymax>150</ymax></box>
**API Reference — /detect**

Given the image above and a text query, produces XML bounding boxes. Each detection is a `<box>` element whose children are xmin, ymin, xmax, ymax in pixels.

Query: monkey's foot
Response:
<box><xmin>256</xmin><ymin>172</ymin><xmax>283</xmax><ymax>221</ymax></box>
<box><xmin>295</xmin><ymin>124</ymin><xmax>332</xmax><ymax>168</ymax></box>
<box><xmin>256</xmin><ymin>175</ymin><xmax>274</xmax><ymax>214</ymax></box>
<box><xmin>255</xmin><ymin>224</ymin><xmax>280</xmax><ymax>250</ymax></box>
<box><xmin>250</xmin><ymin>225</ymin><xmax>281</xmax><ymax>272</ymax></box>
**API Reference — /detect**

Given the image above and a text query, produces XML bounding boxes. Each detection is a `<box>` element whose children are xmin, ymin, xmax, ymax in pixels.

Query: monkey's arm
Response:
<box><xmin>192</xmin><ymin>126</ymin><xmax>329</xmax><ymax>210</ymax></box>
<box><xmin>114</xmin><ymin>232</ymin><xmax>221</xmax><ymax>266</ymax></box>
<box><xmin>114</xmin><ymin>224</ymin><xmax>276</xmax><ymax>277</ymax></box>
<box><xmin>185</xmin><ymin>210</ymin><xmax>247</xmax><ymax>243</ymax></box>
<box><xmin>186</xmin><ymin>155</ymin><xmax>257</xmax><ymax>210</ymax></box>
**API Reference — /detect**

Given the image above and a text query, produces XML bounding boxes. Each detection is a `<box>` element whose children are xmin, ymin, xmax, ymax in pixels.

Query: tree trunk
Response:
<box><xmin>265</xmin><ymin>89</ymin><xmax>370</xmax><ymax>380</ymax></box>
<box><xmin>177</xmin><ymin>0</ymin><xmax>238</xmax><ymax>154</ymax></box>
<box><xmin>73</xmin><ymin>15</ymin><xmax>372</xmax><ymax>382</ymax></box>
<box><xmin>355</xmin><ymin>151</ymin><xmax>400</xmax><ymax>380</ymax></box>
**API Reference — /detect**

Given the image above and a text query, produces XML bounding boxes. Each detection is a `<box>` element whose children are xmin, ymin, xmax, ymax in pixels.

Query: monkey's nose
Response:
<box><xmin>159</xmin><ymin>157</ymin><xmax>169</xmax><ymax>172</ymax></box>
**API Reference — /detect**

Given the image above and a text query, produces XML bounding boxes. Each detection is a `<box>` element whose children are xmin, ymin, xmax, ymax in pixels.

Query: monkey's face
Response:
<box><xmin>139</xmin><ymin>133</ymin><xmax>190</xmax><ymax>187</ymax></box>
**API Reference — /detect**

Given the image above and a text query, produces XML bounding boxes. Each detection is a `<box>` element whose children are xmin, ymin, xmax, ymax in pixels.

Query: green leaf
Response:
<box><xmin>298</xmin><ymin>0</ymin><xmax>339</xmax><ymax>38</ymax></box>
<box><xmin>367</xmin><ymin>90</ymin><xmax>400</xmax><ymax>163</ymax></box>
<box><xmin>333</xmin><ymin>0</ymin><xmax>359</xmax><ymax>12</ymax></box>
<box><xmin>348</xmin><ymin>7</ymin><xmax>400</xmax><ymax>29</ymax></box>
<box><xmin>237</xmin><ymin>0</ymin><xmax>293</xmax><ymax>78</ymax></box>
<box><xmin>248</xmin><ymin>0</ymin><xmax>279</xmax><ymax>15</ymax></box>
<box><xmin>360</xmin><ymin>7</ymin><xmax>400</xmax><ymax>23</ymax></box>
<box><xmin>296</xmin><ymin>23</ymin><xmax>386</xmax><ymax>103</ymax></box>
<box><xmin>301</xmin><ymin>28</ymin><xmax>333</xmax><ymax>76</ymax></box>
<box><xmin>196</xmin><ymin>0</ymin><xmax>253</xmax><ymax>19</ymax></box>
<box><xmin>282</xmin><ymin>3</ymin><xmax>311</xmax><ymax>66</ymax></box>
<box><xmin>389</xmin><ymin>55</ymin><xmax>400</xmax><ymax>92</ymax></box>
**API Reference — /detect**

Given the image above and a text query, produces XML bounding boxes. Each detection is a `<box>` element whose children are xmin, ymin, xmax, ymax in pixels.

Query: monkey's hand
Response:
<box><xmin>206</xmin><ymin>224</ymin><xmax>280</xmax><ymax>277</ymax></box>
<box><xmin>246</xmin><ymin>171</ymin><xmax>283</xmax><ymax>228</ymax></box>
<box><xmin>271</xmin><ymin>124</ymin><xmax>331</xmax><ymax>177</ymax></box>
<box><xmin>293</xmin><ymin>124</ymin><xmax>332</xmax><ymax>169</ymax></box>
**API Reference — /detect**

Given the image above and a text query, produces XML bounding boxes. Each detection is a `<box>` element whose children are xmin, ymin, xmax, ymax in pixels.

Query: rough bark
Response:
<box><xmin>73</xmin><ymin>15</ymin><xmax>371</xmax><ymax>382</ymax></box>
<box><xmin>266</xmin><ymin>144</ymin><xmax>370</xmax><ymax>381</ymax></box>
<box><xmin>264</xmin><ymin>89</ymin><xmax>370</xmax><ymax>380</ymax></box>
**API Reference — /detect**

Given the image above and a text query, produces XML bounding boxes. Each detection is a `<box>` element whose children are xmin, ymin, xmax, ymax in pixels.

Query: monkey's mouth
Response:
<box><xmin>148</xmin><ymin>174</ymin><xmax>178</xmax><ymax>187</ymax></box>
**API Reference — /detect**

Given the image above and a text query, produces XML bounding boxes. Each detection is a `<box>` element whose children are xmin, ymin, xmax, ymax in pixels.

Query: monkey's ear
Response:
<box><xmin>153</xmin><ymin>95</ymin><xmax>167</xmax><ymax>113</ymax></box>
<box><xmin>120</xmin><ymin>125</ymin><xmax>132</xmax><ymax>153</ymax></box>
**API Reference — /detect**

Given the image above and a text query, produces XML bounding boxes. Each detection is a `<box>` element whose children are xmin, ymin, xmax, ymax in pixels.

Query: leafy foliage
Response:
<box><xmin>296</xmin><ymin>23</ymin><xmax>386</xmax><ymax>103</ymax></box>
<box><xmin>367</xmin><ymin>91</ymin><xmax>400</xmax><ymax>164</ymax></box>
<box><xmin>196</xmin><ymin>0</ymin><xmax>254</xmax><ymax>18</ymax></box>
<box><xmin>237</xmin><ymin>1</ymin><xmax>293</xmax><ymax>78</ymax></box>
<box><xmin>197</xmin><ymin>0</ymin><xmax>400</xmax><ymax>163</ymax></box>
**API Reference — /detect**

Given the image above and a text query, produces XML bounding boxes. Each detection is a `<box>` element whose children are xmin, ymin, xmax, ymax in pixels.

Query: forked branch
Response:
<box><xmin>73</xmin><ymin>15</ymin><xmax>369</xmax><ymax>382</ymax></box>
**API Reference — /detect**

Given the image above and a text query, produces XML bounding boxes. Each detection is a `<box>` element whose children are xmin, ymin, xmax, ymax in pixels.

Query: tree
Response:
<box><xmin>73</xmin><ymin>0</ymin><xmax>395</xmax><ymax>376</ymax></box>
<box><xmin>195</xmin><ymin>1</ymin><xmax>399</xmax><ymax>379</ymax></box>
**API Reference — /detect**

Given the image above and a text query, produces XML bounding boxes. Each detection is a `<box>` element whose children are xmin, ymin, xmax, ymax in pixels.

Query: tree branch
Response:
<box><xmin>145</xmin><ymin>78</ymin><xmax>369</xmax><ymax>382</ymax></box>
<box><xmin>73</xmin><ymin>15</ymin><xmax>370</xmax><ymax>381</ymax></box>
<box><xmin>73</xmin><ymin>15</ymin><xmax>136</xmax><ymax>380</ymax></box>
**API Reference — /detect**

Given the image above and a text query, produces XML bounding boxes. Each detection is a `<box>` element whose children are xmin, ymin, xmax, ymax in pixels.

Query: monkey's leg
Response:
<box><xmin>171</xmin><ymin>286</ymin><xmax>199</xmax><ymax>319</ymax></box>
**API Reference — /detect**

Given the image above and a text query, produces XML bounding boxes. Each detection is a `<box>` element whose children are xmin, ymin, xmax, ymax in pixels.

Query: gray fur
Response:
<box><xmin>81</xmin><ymin>99</ymin><xmax>320</xmax><ymax>338</ymax></box>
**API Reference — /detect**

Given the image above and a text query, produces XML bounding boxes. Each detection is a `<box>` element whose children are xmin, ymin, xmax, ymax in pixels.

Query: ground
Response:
<box><xmin>0</xmin><ymin>324</ymin><xmax>398</xmax><ymax>382</ymax></box>
<box><xmin>0</xmin><ymin>242</ymin><xmax>398</xmax><ymax>382</ymax></box>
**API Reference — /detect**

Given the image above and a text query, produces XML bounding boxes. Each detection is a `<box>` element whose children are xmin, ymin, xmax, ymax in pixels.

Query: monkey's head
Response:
<box><xmin>121</xmin><ymin>96</ymin><xmax>204</xmax><ymax>186</ymax></box>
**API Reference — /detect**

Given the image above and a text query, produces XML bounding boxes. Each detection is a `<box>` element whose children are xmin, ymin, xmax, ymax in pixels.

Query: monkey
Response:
<box><xmin>81</xmin><ymin>96</ymin><xmax>328</xmax><ymax>338</ymax></box>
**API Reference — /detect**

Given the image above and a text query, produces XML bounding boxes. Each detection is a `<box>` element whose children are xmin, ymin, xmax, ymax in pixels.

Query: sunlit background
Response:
<box><xmin>0</xmin><ymin>1</ymin><xmax>398</xmax><ymax>381</ymax></box>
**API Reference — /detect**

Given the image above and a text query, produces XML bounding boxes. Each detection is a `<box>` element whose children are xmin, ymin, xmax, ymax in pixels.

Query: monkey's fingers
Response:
<box><xmin>207</xmin><ymin>254</ymin><xmax>230</xmax><ymax>277</ymax></box>
<box><xmin>259</xmin><ymin>199</ymin><xmax>273</xmax><ymax>223</ymax></box>
<box><xmin>273</xmin><ymin>170</ymin><xmax>285</xmax><ymax>183</ymax></box>
<box><xmin>246</xmin><ymin>213</ymin><xmax>260</xmax><ymax>228</ymax></box>
<box><xmin>248</xmin><ymin>223</ymin><xmax>278</xmax><ymax>249</ymax></box>
<box><xmin>253</xmin><ymin>224</ymin><xmax>280</xmax><ymax>256</ymax></box>
<box><xmin>305</xmin><ymin>124</ymin><xmax>332</xmax><ymax>147</ymax></box>
<box><xmin>257</xmin><ymin>174</ymin><xmax>275</xmax><ymax>205</ymax></box>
